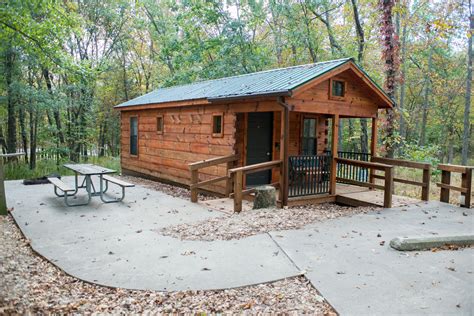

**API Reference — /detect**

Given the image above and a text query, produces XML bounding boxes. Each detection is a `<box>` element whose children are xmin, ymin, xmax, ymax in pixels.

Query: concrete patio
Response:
<box><xmin>5</xmin><ymin>177</ymin><xmax>474</xmax><ymax>315</ymax></box>
<box><xmin>5</xmin><ymin>178</ymin><xmax>300</xmax><ymax>291</ymax></box>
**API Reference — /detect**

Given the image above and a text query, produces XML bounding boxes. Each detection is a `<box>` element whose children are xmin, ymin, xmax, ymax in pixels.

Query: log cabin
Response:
<box><xmin>115</xmin><ymin>58</ymin><xmax>395</xmax><ymax>210</ymax></box>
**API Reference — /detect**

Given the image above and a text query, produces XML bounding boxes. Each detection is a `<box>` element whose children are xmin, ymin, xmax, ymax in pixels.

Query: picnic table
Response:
<box><xmin>49</xmin><ymin>163</ymin><xmax>134</xmax><ymax>206</ymax></box>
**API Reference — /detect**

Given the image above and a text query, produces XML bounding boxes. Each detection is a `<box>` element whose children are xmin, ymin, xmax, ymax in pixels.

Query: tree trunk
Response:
<box><xmin>29</xmin><ymin>108</ymin><xmax>37</xmax><ymax>170</ymax></box>
<box><xmin>19</xmin><ymin>106</ymin><xmax>28</xmax><ymax>164</ymax></box>
<box><xmin>462</xmin><ymin>0</ymin><xmax>473</xmax><ymax>165</ymax></box>
<box><xmin>5</xmin><ymin>43</ymin><xmax>16</xmax><ymax>153</ymax></box>
<box><xmin>398</xmin><ymin>8</ymin><xmax>408</xmax><ymax>144</ymax></box>
<box><xmin>379</xmin><ymin>0</ymin><xmax>400</xmax><ymax>158</ymax></box>
<box><xmin>43</xmin><ymin>68</ymin><xmax>65</xmax><ymax>144</ymax></box>
<box><xmin>350</xmin><ymin>0</ymin><xmax>369</xmax><ymax>154</ymax></box>
<box><xmin>0</xmin><ymin>126</ymin><xmax>7</xmax><ymax>154</ymax></box>
<box><xmin>419</xmin><ymin>48</ymin><xmax>433</xmax><ymax>147</ymax></box>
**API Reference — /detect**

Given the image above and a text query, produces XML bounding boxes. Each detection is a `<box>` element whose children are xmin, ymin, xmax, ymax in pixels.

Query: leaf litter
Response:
<box><xmin>0</xmin><ymin>215</ymin><xmax>335</xmax><ymax>314</ymax></box>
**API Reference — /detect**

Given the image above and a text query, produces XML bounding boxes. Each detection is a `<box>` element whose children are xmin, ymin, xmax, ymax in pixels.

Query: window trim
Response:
<box><xmin>129</xmin><ymin>115</ymin><xmax>139</xmax><ymax>157</ymax></box>
<box><xmin>212</xmin><ymin>113</ymin><xmax>224</xmax><ymax>138</ymax></box>
<box><xmin>300</xmin><ymin>115</ymin><xmax>318</xmax><ymax>156</ymax></box>
<box><xmin>329</xmin><ymin>78</ymin><xmax>347</xmax><ymax>101</ymax></box>
<box><xmin>156</xmin><ymin>115</ymin><xmax>164</xmax><ymax>134</ymax></box>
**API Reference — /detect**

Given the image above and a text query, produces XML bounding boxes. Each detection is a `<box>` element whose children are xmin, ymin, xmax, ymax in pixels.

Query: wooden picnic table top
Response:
<box><xmin>63</xmin><ymin>163</ymin><xmax>116</xmax><ymax>176</ymax></box>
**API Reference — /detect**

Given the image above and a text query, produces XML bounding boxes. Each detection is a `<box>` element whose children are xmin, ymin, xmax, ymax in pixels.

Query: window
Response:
<box><xmin>156</xmin><ymin>115</ymin><xmax>164</xmax><ymax>134</ymax></box>
<box><xmin>212</xmin><ymin>114</ymin><xmax>223</xmax><ymax>137</ymax></box>
<box><xmin>330</xmin><ymin>79</ymin><xmax>346</xmax><ymax>99</ymax></box>
<box><xmin>301</xmin><ymin>118</ymin><xmax>317</xmax><ymax>155</ymax></box>
<box><xmin>130</xmin><ymin>117</ymin><xmax>138</xmax><ymax>156</ymax></box>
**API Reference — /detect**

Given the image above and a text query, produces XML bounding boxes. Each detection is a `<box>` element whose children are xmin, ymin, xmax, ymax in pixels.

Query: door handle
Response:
<box><xmin>266</xmin><ymin>152</ymin><xmax>271</xmax><ymax>156</ymax></box>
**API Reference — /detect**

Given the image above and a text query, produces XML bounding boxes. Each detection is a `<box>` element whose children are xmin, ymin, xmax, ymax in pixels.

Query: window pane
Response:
<box><xmin>332</xmin><ymin>80</ymin><xmax>345</xmax><ymax>97</ymax></box>
<box><xmin>213</xmin><ymin>115</ymin><xmax>222</xmax><ymax>134</ymax></box>
<box><xmin>157</xmin><ymin>116</ymin><xmax>163</xmax><ymax>132</ymax></box>
<box><xmin>303</xmin><ymin>118</ymin><xmax>316</xmax><ymax>137</ymax></box>
<box><xmin>130</xmin><ymin>117</ymin><xmax>138</xmax><ymax>155</ymax></box>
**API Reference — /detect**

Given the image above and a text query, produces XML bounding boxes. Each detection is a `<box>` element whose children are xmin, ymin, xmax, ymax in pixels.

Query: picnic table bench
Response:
<box><xmin>48</xmin><ymin>164</ymin><xmax>134</xmax><ymax>206</ymax></box>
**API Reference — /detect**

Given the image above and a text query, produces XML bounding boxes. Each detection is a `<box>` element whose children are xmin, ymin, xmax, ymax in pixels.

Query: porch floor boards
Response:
<box><xmin>335</xmin><ymin>183</ymin><xmax>420</xmax><ymax>208</ymax></box>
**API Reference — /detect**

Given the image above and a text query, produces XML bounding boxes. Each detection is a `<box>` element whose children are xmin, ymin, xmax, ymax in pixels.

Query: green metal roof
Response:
<box><xmin>115</xmin><ymin>58</ymin><xmax>391</xmax><ymax>108</ymax></box>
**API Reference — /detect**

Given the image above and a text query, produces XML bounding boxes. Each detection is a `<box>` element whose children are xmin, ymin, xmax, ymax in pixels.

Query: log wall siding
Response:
<box><xmin>121</xmin><ymin>105</ymin><xmax>237</xmax><ymax>194</ymax></box>
<box><xmin>289</xmin><ymin>70</ymin><xmax>380</xmax><ymax>118</ymax></box>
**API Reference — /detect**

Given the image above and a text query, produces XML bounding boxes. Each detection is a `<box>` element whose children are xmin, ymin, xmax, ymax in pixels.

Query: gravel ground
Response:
<box><xmin>0</xmin><ymin>215</ymin><xmax>336</xmax><ymax>314</ymax></box>
<box><xmin>161</xmin><ymin>203</ymin><xmax>377</xmax><ymax>241</ymax></box>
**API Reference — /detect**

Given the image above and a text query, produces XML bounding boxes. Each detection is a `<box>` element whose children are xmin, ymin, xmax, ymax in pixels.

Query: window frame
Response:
<box><xmin>129</xmin><ymin>116</ymin><xmax>139</xmax><ymax>157</ymax></box>
<box><xmin>329</xmin><ymin>79</ymin><xmax>347</xmax><ymax>101</ymax></box>
<box><xmin>300</xmin><ymin>116</ymin><xmax>318</xmax><ymax>156</ymax></box>
<box><xmin>211</xmin><ymin>113</ymin><xmax>224</xmax><ymax>138</ymax></box>
<box><xmin>156</xmin><ymin>115</ymin><xmax>164</xmax><ymax>134</ymax></box>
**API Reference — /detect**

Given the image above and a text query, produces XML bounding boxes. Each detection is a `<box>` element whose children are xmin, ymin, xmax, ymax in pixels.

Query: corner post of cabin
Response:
<box><xmin>277</xmin><ymin>98</ymin><xmax>290</xmax><ymax>207</ymax></box>
<box><xmin>369</xmin><ymin>117</ymin><xmax>378</xmax><ymax>186</ymax></box>
<box><xmin>330</xmin><ymin>114</ymin><xmax>339</xmax><ymax>195</ymax></box>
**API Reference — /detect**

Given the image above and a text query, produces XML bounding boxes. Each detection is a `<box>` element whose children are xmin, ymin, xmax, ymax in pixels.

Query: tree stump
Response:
<box><xmin>253</xmin><ymin>185</ymin><xmax>277</xmax><ymax>209</ymax></box>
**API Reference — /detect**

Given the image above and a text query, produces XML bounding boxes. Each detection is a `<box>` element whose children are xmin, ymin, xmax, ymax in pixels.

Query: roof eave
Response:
<box><xmin>207</xmin><ymin>90</ymin><xmax>292</xmax><ymax>103</ymax></box>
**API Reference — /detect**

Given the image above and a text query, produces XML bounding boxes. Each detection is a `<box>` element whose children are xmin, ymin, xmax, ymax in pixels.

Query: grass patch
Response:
<box><xmin>3</xmin><ymin>156</ymin><xmax>121</xmax><ymax>180</ymax></box>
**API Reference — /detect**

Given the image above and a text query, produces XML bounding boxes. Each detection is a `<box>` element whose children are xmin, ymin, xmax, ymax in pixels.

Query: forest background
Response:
<box><xmin>0</xmin><ymin>0</ymin><xmax>472</xmax><ymax>181</ymax></box>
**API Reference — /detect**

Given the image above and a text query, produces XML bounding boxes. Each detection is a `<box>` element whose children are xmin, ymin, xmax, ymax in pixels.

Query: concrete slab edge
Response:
<box><xmin>390</xmin><ymin>234</ymin><xmax>474</xmax><ymax>251</ymax></box>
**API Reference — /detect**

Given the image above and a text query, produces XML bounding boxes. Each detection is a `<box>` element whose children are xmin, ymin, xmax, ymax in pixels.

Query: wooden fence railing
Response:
<box><xmin>335</xmin><ymin>157</ymin><xmax>394</xmax><ymax>208</ymax></box>
<box><xmin>188</xmin><ymin>154</ymin><xmax>239</xmax><ymax>203</ymax></box>
<box><xmin>371</xmin><ymin>157</ymin><xmax>432</xmax><ymax>201</ymax></box>
<box><xmin>436</xmin><ymin>164</ymin><xmax>472</xmax><ymax>208</ymax></box>
<box><xmin>229</xmin><ymin>160</ymin><xmax>283</xmax><ymax>213</ymax></box>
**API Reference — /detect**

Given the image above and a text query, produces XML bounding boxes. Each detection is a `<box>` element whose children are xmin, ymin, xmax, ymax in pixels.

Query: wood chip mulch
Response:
<box><xmin>0</xmin><ymin>215</ymin><xmax>336</xmax><ymax>314</ymax></box>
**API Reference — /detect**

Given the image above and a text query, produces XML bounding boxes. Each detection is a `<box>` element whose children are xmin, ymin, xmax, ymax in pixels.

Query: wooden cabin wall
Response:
<box><xmin>288</xmin><ymin>69</ymin><xmax>380</xmax><ymax>118</ymax></box>
<box><xmin>121</xmin><ymin>105</ymin><xmax>236</xmax><ymax>194</ymax></box>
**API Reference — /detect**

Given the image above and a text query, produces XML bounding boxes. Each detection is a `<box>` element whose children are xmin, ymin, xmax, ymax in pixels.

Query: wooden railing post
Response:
<box><xmin>190</xmin><ymin>169</ymin><xmax>198</xmax><ymax>203</ymax></box>
<box><xmin>421</xmin><ymin>165</ymin><xmax>431</xmax><ymax>201</ymax></box>
<box><xmin>225</xmin><ymin>160</ymin><xmax>234</xmax><ymax>197</ymax></box>
<box><xmin>461</xmin><ymin>168</ymin><xmax>472</xmax><ymax>208</ymax></box>
<box><xmin>233</xmin><ymin>170</ymin><xmax>243</xmax><ymax>213</ymax></box>
<box><xmin>439</xmin><ymin>169</ymin><xmax>451</xmax><ymax>203</ymax></box>
<box><xmin>383</xmin><ymin>166</ymin><xmax>394</xmax><ymax>208</ymax></box>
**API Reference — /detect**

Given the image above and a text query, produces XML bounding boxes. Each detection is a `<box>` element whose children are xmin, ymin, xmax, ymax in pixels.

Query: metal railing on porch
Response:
<box><xmin>288</xmin><ymin>154</ymin><xmax>331</xmax><ymax>197</ymax></box>
<box><xmin>288</xmin><ymin>151</ymin><xmax>371</xmax><ymax>198</ymax></box>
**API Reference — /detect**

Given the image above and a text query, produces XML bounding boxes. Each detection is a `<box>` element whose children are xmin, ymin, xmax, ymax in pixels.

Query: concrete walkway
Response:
<box><xmin>6</xmin><ymin>178</ymin><xmax>474</xmax><ymax>314</ymax></box>
<box><xmin>6</xmin><ymin>179</ymin><xmax>300</xmax><ymax>291</ymax></box>
<box><xmin>273</xmin><ymin>201</ymin><xmax>474</xmax><ymax>315</ymax></box>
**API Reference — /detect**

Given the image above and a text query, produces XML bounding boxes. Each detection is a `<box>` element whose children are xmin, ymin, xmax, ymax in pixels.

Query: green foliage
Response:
<box><xmin>0</xmin><ymin>0</ymin><xmax>471</xmax><ymax>182</ymax></box>
<box><xmin>4</xmin><ymin>156</ymin><xmax>120</xmax><ymax>181</ymax></box>
<box><xmin>402</xmin><ymin>143</ymin><xmax>441</xmax><ymax>166</ymax></box>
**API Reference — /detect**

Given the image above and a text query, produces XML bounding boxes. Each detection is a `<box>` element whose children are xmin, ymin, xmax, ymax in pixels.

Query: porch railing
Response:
<box><xmin>336</xmin><ymin>157</ymin><xmax>394</xmax><ymax>208</ymax></box>
<box><xmin>229</xmin><ymin>160</ymin><xmax>283</xmax><ymax>213</ymax></box>
<box><xmin>188</xmin><ymin>154</ymin><xmax>239</xmax><ymax>202</ymax></box>
<box><xmin>323</xmin><ymin>150</ymin><xmax>372</xmax><ymax>183</ymax></box>
<box><xmin>288</xmin><ymin>154</ymin><xmax>331</xmax><ymax>197</ymax></box>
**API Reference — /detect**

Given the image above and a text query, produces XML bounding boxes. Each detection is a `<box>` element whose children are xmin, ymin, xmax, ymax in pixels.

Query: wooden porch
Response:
<box><xmin>188</xmin><ymin>151</ymin><xmax>432</xmax><ymax>212</ymax></box>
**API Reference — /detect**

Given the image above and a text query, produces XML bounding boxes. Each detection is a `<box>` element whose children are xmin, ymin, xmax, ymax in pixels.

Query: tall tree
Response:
<box><xmin>462</xmin><ymin>0</ymin><xmax>473</xmax><ymax>165</ymax></box>
<box><xmin>379</xmin><ymin>0</ymin><xmax>400</xmax><ymax>158</ymax></box>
